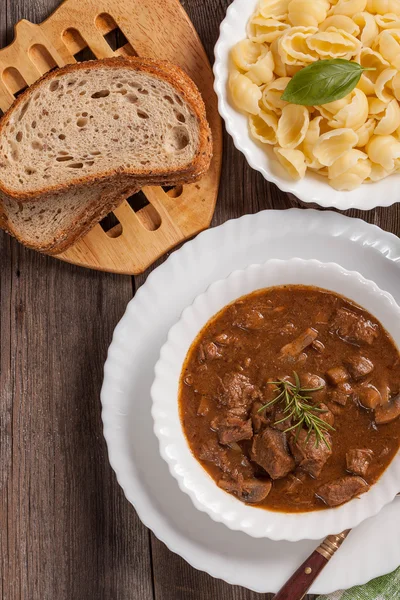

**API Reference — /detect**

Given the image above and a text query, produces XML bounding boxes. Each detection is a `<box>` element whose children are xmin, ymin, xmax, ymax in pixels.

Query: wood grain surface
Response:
<box><xmin>1</xmin><ymin>1</ymin><xmax>400</xmax><ymax>599</ymax></box>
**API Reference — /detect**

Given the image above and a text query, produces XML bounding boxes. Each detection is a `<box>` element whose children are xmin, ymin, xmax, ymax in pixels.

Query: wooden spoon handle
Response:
<box><xmin>272</xmin><ymin>530</ymin><xmax>351</xmax><ymax>600</ymax></box>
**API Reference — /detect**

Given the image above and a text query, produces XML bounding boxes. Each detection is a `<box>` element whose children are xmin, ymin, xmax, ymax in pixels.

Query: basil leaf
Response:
<box><xmin>281</xmin><ymin>59</ymin><xmax>370</xmax><ymax>106</ymax></box>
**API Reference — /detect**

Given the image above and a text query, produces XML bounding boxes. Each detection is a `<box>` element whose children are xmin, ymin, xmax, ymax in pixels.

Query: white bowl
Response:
<box><xmin>213</xmin><ymin>0</ymin><xmax>400</xmax><ymax>211</ymax></box>
<box><xmin>151</xmin><ymin>258</ymin><xmax>400</xmax><ymax>541</ymax></box>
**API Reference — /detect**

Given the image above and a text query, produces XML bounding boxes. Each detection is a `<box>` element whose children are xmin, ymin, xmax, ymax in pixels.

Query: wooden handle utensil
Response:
<box><xmin>272</xmin><ymin>530</ymin><xmax>351</xmax><ymax>600</ymax></box>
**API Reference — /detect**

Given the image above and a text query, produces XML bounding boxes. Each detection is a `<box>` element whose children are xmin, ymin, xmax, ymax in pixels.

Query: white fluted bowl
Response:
<box><xmin>151</xmin><ymin>258</ymin><xmax>400</xmax><ymax>541</ymax></box>
<box><xmin>213</xmin><ymin>0</ymin><xmax>400</xmax><ymax>210</ymax></box>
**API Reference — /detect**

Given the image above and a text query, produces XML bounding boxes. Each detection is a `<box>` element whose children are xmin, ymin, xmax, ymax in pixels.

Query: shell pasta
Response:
<box><xmin>229</xmin><ymin>0</ymin><xmax>400</xmax><ymax>189</ymax></box>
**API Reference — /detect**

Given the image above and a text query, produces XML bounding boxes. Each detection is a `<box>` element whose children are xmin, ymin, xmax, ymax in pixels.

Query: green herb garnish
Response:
<box><xmin>281</xmin><ymin>59</ymin><xmax>375</xmax><ymax>106</ymax></box>
<box><xmin>257</xmin><ymin>372</ymin><xmax>335</xmax><ymax>449</ymax></box>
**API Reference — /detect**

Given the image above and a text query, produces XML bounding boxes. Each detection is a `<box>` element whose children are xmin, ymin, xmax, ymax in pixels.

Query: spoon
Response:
<box><xmin>272</xmin><ymin>494</ymin><xmax>400</xmax><ymax>600</ymax></box>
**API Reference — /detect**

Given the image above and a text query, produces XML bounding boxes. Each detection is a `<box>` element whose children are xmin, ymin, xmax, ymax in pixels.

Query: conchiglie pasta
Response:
<box><xmin>313</xmin><ymin>128</ymin><xmax>359</xmax><ymax>165</ymax></box>
<box><xmin>307</xmin><ymin>27</ymin><xmax>361</xmax><ymax>58</ymax></box>
<box><xmin>328</xmin><ymin>150</ymin><xmax>371</xmax><ymax>189</ymax></box>
<box><xmin>375</xmin><ymin>13</ymin><xmax>400</xmax><ymax>28</ymax></box>
<box><xmin>246</xmin><ymin>51</ymin><xmax>276</xmax><ymax>84</ymax></box>
<box><xmin>374</xmin><ymin>67</ymin><xmax>397</xmax><ymax>101</ymax></box>
<box><xmin>249</xmin><ymin>110</ymin><xmax>279</xmax><ymax>144</ymax></box>
<box><xmin>356</xmin><ymin>48</ymin><xmax>389</xmax><ymax>95</ymax></box>
<box><xmin>229</xmin><ymin>71</ymin><xmax>262</xmax><ymax>115</ymax></box>
<box><xmin>366</xmin><ymin>0</ymin><xmax>400</xmax><ymax>15</ymax></box>
<box><xmin>286</xmin><ymin>64</ymin><xmax>303</xmax><ymax>75</ymax></box>
<box><xmin>301</xmin><ymin>116</ymin><xmax>325</xmax><ymax>168</ymax></box>
<box><xmin>261</xmin><ymin>77</ymin><xmax>291</xmax><ymax>113</ymax></box>
<box><xmin>315</xmin><ymin>166</ymin><xmax>330</xmax><ymax>176</ymax></box>
<box><xmin>277</xmin><ymin>104</ymin><xmax>310</xmax><ymax>147</ymax></box>
<box><xmin>391</xmin><ymin>71</ymin><xmax>400</xmax><ymax>99</ymax></box>
<box><xmin>317</xmin><ymin>96</ymin><xmax>353</xmax><ymax>120</ymax></box>
<box><xmin>327</xmin><ymin>89</ymin><xmax>369</xmax><ymax>130</ymax></box>
<box><xmin>374</xmin><ymin>98</ymin><xmax>400</xmax><ymax>133</ymax></box>
<box><xmin>366</xmin><ymin>133</ymin><xmax>400</xmax><ymax>169</ymax></box>
<box><xmin>259</xmin><ymin>0</ymin><xmax>291</xmax><ymax>19</ymax></box>
<box><xmin>288</xmin><ymin>0</ymin><xmax>330</xmax><ymax>26</ymax></box>
<box><xmin>368</xmin><ymin>96</ymin><xmax>389</xmax><ymax>117</ymax></box>
<box><xmin>274</xmin><ymin>147</ymin><xmax>307</xmax><ymax>177</ymax></box>
<box><xmin>248</xmin><ymin>16</ymin><xmax>290</xmax><ymax>42</ymax></box>
<box><xmin>231</xmin><ymin>40</ymin><xmax>267</xmax><ymax>72</ymax></box>
<box><xmin>353</xmin><ymin>12</ymin><xmax>379</xmax><ymax>45</ymax></box>
<box><xmin>332</xmin><ymin>0</ymin><xmax>368</xmax><ymax>16</ymax></box>
<box><xmin>376</xmin><ymin>29</ymin><xmax>400</xmax><ymax>67</ymax></box>
<box><xmin>355</xmin><ymin>118</ymin><xmax>376</xmax><ymax>146</ymax></box>
<box><xmin>229</xmin><ymin>0</ymin><xmax>400</xmax><ymax>189</ymax></box>
<box><xmin>367</xmin><ymin>161</ymin><xmax>393</xmax><ymax>179</ymax></box>
<box><xmin>270</xmin><ymin>37</ymin><xmax>288</xmax><ymax>76</ymax></box>
<box><xmin>278</xmin><ymin>26</ymin><xmax>318</xmax><ymax>65</ymax></box>
<box><xmin>319</xmin><ymin>15</ymin><xmax>360</xmax><ymax>35</ymax></box>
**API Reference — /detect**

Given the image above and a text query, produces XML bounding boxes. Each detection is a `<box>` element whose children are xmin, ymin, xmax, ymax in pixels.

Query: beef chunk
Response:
<box><xmin>262</xmin><ymin>379</ymin><xmax>281</xmax><ymax>408</ymax></box>
<box><xmin>346</xmin><ymin>449</ymin><xmax>373</xmax><ymax>477</ymax></box>
<box><xmin>204</xmin><ymin>342</ymin><xmax>223</xmax><ymax>361</ymax></box>
<box><xmin>279</xmin><ymin>328</ymin><xmax>318</xmax><ymax>361</ymax></box>
<box><xmin>198</xmin><ymin>342</ymin><xmax>223</xmax><ymax>364</ymax></box>
<box><xmin>199</xmin><ymin>438</ymin><xmax>227</xmax><ymax>465</ymax></box>
<box><xmin>318</xmin><ymin>403</ymin><xmax>335</xmax><ymax>427</ymax></box>
<box><xmin>300</xmin><ymin>373</ymin><xmax>326</xmax><ymax>402</ymax></box>
<box><xmin>218</xmin><ymin>372</ymin><xmax>261</xmax><ymax>418</ymax></box>
<box><xmin>199</xmin><ymin>438</ymin><xmax>253</xmax><ymax>480</ymax></box>
<box><xmin>329</xmin><ymin>381</ymin><xmax>353</xmax><ymax>406</ymax></box>
<box><xmin>234</xmin><ymin>308</ymin><xmax>265</xmax><ymax>330</ymax></box>
<box><xmin>317</xmin><ymin>476</ymin><xmax>369</xmax><ymax>507</ymax></box>
<box><xmin>375</xmin><ymin>395</ymin><xmax>400</xmax><ymax>424</ymax></box>
<box><xmin>326</xmin><ymin>366</ymin><xmax>349</xmax><ymax>385</ymax></box>
<box><xmin>326</xmin><ymin>401</ymin><xmax>344</xmax><ymax>416</ymax></box>
<box><xmin>301</xmin><ymin>373</ymin><xmax>326</xmax><ymax>389</ymax></box>
<box><xmin>272</xmin><ymin>407</ymin><xmax>293</xmax><ymax>431</ymax></box>
<box><xmin>218</xmin><ymin>476</ymin><xmax>272</xmax><ymax>503</ymax></box>
<box><xmin>315</xmin><ymin>307</ymin><xmax>333</xmax><ymax>325</ymax></box>
<box><xmin>251</xmin><ymin>401</ymin><xmax>270</xmax><ymax>432</ymax></box>
<box><xmin>330</xmin><ymin>308</ymin><xmax>379</xmax><ymax>346</ymax></box>
<box><xmin>214</xmin><ymin>333</ymin><xmax>236</xmax><ymax>346</ymax></box>
<box><xmin>289</xmin><ymin>429</ymin><xmax>332</xmax><ymax>478</ymax></box>
<box><xmin>213</xmin><ymin>416</ymin><xmax>253</xmax><ymax>445</ymax></box>
<box><xmin>252</xmin><ymin>428</ymin><xmax>295</xmax><ymax>479</ymax></box>
<box><xmin>345</xmin><ymin>355</ymin><xmax>374</xmax><ymax>381</ymax></box>
<box><xmin>358</xmin><ymin>385</ymin><xmax>382</xmax><ymax>410</ymax></box>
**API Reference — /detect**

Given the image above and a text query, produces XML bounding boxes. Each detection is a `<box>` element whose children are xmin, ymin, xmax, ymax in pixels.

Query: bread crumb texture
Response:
<box><xmin>0</xmin><ymin>67</ymin><xmax>199</xmax><ymax>192</ymax></box>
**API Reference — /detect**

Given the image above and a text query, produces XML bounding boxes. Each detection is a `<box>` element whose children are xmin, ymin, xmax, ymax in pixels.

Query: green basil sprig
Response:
<box><xmin>281</xmin><ymin>59</ymin><xmax>374</xmax><ymax>106</ymax></box>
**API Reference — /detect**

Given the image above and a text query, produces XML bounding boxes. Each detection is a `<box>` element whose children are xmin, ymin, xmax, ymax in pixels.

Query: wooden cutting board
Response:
<box><xmin>0</xmin><ymin>0</ymin><xmax>222</xmax><ymax>274</ymax></box>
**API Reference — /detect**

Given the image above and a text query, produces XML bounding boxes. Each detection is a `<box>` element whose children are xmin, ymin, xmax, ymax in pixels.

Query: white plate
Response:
<box><xmin>213</xmin><ymin>0</ymin><xmax>400</xmax><ymax>211</ymax></box>
<box><xmin>152</xmin><ymin>258</ymin><xmax>400</xmax><ymax>541</ymax></box>
<box><xmin>101</xmin><ymin>209</ymin><xmax>400</xmax><ymax>594</ymax></box>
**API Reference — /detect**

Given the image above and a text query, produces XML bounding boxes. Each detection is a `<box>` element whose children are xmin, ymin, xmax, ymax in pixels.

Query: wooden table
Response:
<box><xmin>1</xmin><ymin>1</ymin><xmax>400</xmax><ymax>599</ymax></box>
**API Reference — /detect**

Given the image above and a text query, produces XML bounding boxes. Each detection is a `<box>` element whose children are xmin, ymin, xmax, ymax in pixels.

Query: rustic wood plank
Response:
<box><xmin>0</xmin><ymin>3</ymin><xmax>153</xmax><ymax>600</ymax></box>
<box><xmin>0</xmin><ymin>243</ymin><xmax>154</xmax><ymax>599</ymax></box>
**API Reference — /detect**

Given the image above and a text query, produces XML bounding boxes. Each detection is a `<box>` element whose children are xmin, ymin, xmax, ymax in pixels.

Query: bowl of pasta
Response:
<box><xmin>213</xmin><ymin>0</ymin><xmax>400</xmax><ymax>210</ymax></box>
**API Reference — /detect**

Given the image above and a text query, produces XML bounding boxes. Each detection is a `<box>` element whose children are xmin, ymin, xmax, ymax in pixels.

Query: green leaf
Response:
<box><xmin>281</xmin><ymin>59</ymin><xmax>373</xmax><ymax>106</ymax></box>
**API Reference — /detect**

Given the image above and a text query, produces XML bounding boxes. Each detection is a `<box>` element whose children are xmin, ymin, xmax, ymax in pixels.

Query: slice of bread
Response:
<box><xmin>0</xmin><ymin>57</ymin><xmax>212</xmax><ymax>253</ymax></box>
<box><xmin>1</xmin><ymin>179</ymin><xmax>140</xmax><ymax>255</ymax></box>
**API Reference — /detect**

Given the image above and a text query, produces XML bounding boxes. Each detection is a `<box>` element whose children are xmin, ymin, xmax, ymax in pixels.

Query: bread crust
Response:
<box><xmin>0</xmin><ymin>56</ymin><xmax>212</xmax><ymax>203</ymax></box>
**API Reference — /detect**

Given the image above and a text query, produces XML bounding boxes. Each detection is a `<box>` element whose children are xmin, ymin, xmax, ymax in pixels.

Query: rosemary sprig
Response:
<box><xmin>257</xmin><ymin>372</ymin><xmax>335</xmax><ymax>449</ymax></box>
